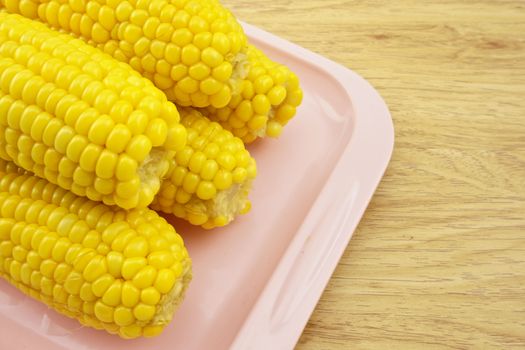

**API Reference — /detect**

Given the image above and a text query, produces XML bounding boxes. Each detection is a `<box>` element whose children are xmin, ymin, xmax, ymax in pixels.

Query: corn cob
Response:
<box><xmin>151</xmin><ymin>108</ymin><xmax>256</xmax><ymax>229</ymax></box>
<box><xmin>0</xmin><ymin>0</ymin><xmax>249</xmax><ymax>109</ymax></box>
<box><xmin>0</xmin><ymin>13</ymin><xmax>187</xmax><ymax>210</ymax></box>
<box><xmin>0</xmin><ymin>159</ymin><xmax>192</xmax><ymax>338</ymax></box>
<box><xmin>202</xmin><ymin>44</ymin><xmax>303</xmax><ymax>143</ymax></box>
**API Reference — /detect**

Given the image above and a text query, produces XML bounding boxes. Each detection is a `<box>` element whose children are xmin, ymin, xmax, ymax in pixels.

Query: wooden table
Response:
<box><xmin>225</xmin><ymin>1</ymin><xmax>525</xmax><ymax>348</ymax></box>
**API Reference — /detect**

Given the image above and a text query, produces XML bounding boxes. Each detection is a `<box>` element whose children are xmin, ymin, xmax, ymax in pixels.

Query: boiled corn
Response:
<box><xmin>151</xmin><ymin>108</ymin><xmax>256</xmax><ymax>229</ymax></box>
<box><xmin>0</xmin><ymin>159</ymin><xmax>192</xmax><ymax>338</ymax></box>
<box><xmin>0</xmin><ymin>13</ymin><xmax>187</xmax><ymax>210</ymax></box>
<box><xmin>202</xmin><ymin>44</ymin><xmax>303</xmax><ymax>143</ymax></box>
<box><xmin>0</xmin><ymin>0</ymin><xmax>249</xmax><ymax>109</ymax></box>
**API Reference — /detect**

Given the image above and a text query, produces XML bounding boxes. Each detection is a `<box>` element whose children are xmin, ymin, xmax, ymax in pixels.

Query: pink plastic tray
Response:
<box><xmin>0</xmin><ymin>23</ymin><xmax>394</xmax><ymax>350</ymax></box>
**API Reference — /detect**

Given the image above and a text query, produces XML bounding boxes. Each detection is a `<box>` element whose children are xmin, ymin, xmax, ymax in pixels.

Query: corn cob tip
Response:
<box><xmin>0</xmin><ymin>159</ymin><xmax>192</xmax><ymax>338</ymax></box>
<box><xmin>202</xmin><ymin>44</ymin><xmax>303</xmax><ymax>143</ymax></box>
<box><xmin>152</xmin><ymin>108</ymin><xmax>256</xmax><ymax>229</ymax></box>
<box><xmin>0</xmin><ymin>13</ymin><xmax>188</xmax><ymax>210</ymax></box>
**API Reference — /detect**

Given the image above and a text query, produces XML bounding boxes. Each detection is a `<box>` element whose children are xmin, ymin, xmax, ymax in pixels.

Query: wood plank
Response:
<box><xmin>224</xmin><ymin>0</ymin><xmax>525</xmax><ymax>348</ymax></box>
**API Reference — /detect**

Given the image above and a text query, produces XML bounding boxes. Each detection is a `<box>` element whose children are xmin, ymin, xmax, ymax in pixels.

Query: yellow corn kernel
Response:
<box><xmin>106</xmin><ymin>124</ymin><xmax>132</xmax><ymax>154</ymax></box>
<box><xmin>83</xmin><ymin>255</ymin><xmax>107</xmax><ymax>282</ymax></box>
<box><xmin>165</xmin><ymin>124</ymin><xmax>187</xmax><ymax>151</ymax></box>
<box><xmin>80</xmin><ymin>282</ymin><xmax>96</xmax><ymax>302</ymax></box>
<box><xmin>0</xmin><ymin>13</ymin><xmax>186</xmax><ymax>210</ymax></box>
<box><xmin>182</xmin><ymin>173</ymin><xmax>200</xmax><ymax>194</ymax></box>
<box><xmin>95</xmin><ymin>150</ymin><xmax>118</xmax><ymax>179</ymax></box>
<box><xmin>94</xmin><ymin>177</ymin><xmax>115</xmax><ymax>196</ymax></box>
<box><xmin>153</xmin><ymin>268</ymin><xmax>175</xmax><ymax>294</ymax></box>
<box><xmin>116</xmin><ymin>179</ymin><xmax>140</xmax><ymax>201</ymax></box>
<box><xmin>132</xmin><ymin>265</ymin><xmax>157</xmax><ymax>289</ymax></box>
<box><xmin>105</xmin><ymin>251</ymin><xmax>124</xmax><ymax>278</ymax></box>
<box><xmin>151</xmin><ymin>108</ymin><xmax>256</xmax><ymax>229</ymax></box>
<box><xmin>266</xmin><ymin>120</ymin><xmax>284</xmax><ymax>138</ymax></box>
<box><xmin>148</xmin><ymin>235</ymin><xmax>170</xmax><ymax>252</ymax></box>
<box><xmin>126</xmin><ymin>110</ymin><xmax>148</xmax><ymax>135</ymax></box>
<box><xmin>115</xmin><ymin>155</ymin><xmax>137</xmax><ymax>182</ymax></box>
<box><xmin>123</xmin><ymin>236</ymin><xmax>148</xmax><ymax>258</ymax></box>
<box><xmin>121</xmin><ymin>256</ymin><xmax>147</xmax><ymax>280</ymax></box>
<box><xmin>145</xmin><ymin>119</ymin><xmax>168</xmax><ymax>147</ymax></box>
<box><xmin>121</xmin><ymin>280</ymin><xmax>140</xmax><ymax>308</ymax></box>
<box><xmin>94</xmin><ymin>300</ymin><xmax>114</xmax><ymax>323</ymax></box>
<box><xmin>114</xmin><ymin>306</ymin><xmax>135</xmax><ymax>326</ymax></box>
<box><xmin>102</xmin><ymin>280</ymin><xmax>122</xmax><ymax>306</ymax></box>
<box><xmin>147</xmin><ymin>251</ymin><xmax>175</xmax><ymax>270</ymax></box>
<box><xmin>196</xmin><ymin>181</ymin><xmax>216</xmax><ymax>200</ymax></box>
<box><xmin>214</xmin><ymin>170</ymin><xmax>233</xmax><ymax>190</ymax></box>
<box><xmin>252</xmin><ymin>94</ymin><xmax>271</xmax><ymax>116</ymax></box>
<box><xmin>141</xmin><ymin>286</ymin><xmax>161</xmax><ymax>305</ymax></box>
<box><xmin>64</xmin><ymin>270</ymin><xmax>84</xmax><ymax>294</ymax></box>
<box><xmin>133</xmin><ymin>302</ymin><xmax>156</xmax><ymax>322</ymax></box>
<box><xmin>232</xmin><ymin>168</ymin><xmax>248</xmax><ymax>184</ymax></box>
<box><xmin>126</xmin><ymin>135</ymin><xmax>152</xmax><ymax>163</ymax></box>
<box><xmin>0</xmin><ymin>159</ymin><xmax>191</xmax><ymax>339</ymax></box>
<box><xmin>120</xmin><ymin>324</ymin><xmax>142</xmax><ymax>339</ymax></box>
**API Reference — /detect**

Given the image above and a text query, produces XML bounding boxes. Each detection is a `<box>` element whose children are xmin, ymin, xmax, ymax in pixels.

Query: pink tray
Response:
<box><xmin>0</xmin><ymin>23</ymin><xmax>394</xmax><ymax>350</ymax></box>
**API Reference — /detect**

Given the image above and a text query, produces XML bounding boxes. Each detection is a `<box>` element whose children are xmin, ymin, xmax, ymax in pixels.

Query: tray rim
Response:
<box><xmin>230</xmin><ymin>22</ymin><xmax>395</xmax><ymax>350</ymax></box>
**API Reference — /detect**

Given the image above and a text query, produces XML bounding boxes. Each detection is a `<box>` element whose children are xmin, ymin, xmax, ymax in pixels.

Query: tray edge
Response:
<box><xmin>230</xmin><ymin>22</ymin><xmax>395</xmax><ymax>350</ymax></box>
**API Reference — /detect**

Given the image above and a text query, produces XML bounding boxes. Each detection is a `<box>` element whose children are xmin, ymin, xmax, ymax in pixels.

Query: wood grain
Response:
<box><xmin>223</xmin><ymin>0</ymin><xmax>525</xmax><ymax>348</ymax></box>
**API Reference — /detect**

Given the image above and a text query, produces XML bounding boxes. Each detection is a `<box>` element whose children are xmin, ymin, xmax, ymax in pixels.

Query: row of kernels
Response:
<box><xmin>22</xmin><ymin>0</ymin><xmax>248</xmax><ymax>109</ymax></box>
<box><xmin>0</xmin><ymin>22</ymin><xmax>184</xmax><ymax>147</ymax></box>
<box><xmin>0</xmin><ymin>59</ymin><xmax>175</xmax><ymax>157</ymax></box>
<box><xmin>0</xmin><ymin>170</ymin><xmax>184</xmax><ymax>267</ymax></box>
<box><xmin>0</xmin><ymin>122</ymin><xmax>148</xmax><ymax>204</ymax></box>
<box><xmin>0</xmin><ymin>19</ymin><xmax>111</xmax><ymax>76</ymax></box>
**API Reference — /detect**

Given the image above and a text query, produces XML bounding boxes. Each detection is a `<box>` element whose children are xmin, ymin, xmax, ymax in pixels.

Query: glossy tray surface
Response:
<box><xmin>0</xmin><ymin>22</ymin><xmax>394</xmax><ymax>350</ymax></box>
